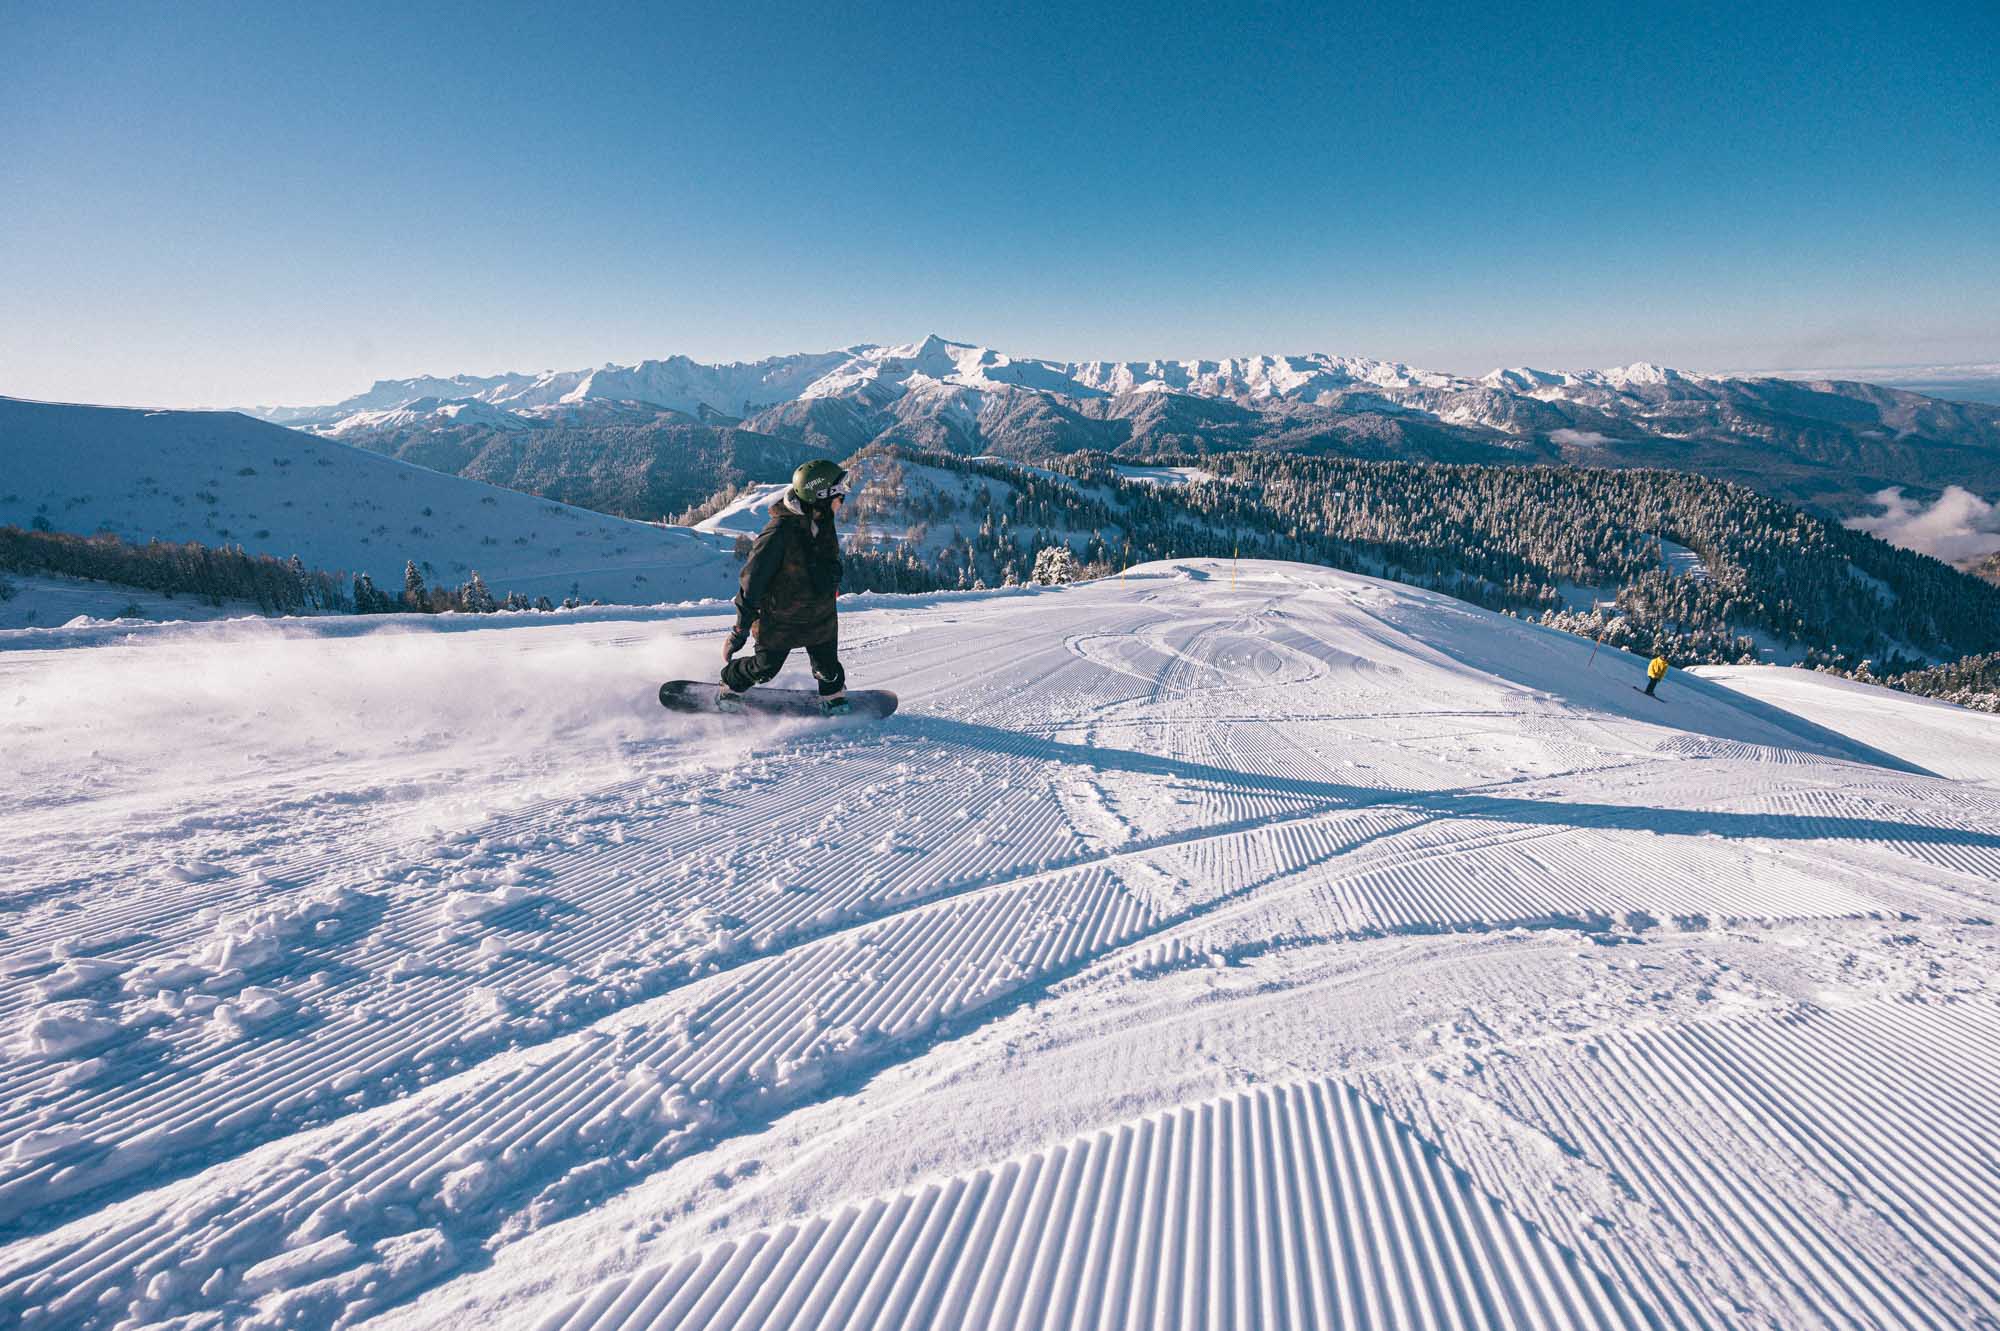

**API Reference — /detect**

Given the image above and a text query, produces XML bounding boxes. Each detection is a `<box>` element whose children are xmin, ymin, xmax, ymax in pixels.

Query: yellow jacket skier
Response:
<box><xmin>1644</xmin><ymin>654</ymin><xmax>1669</xmax><ymax>697</ymax></box>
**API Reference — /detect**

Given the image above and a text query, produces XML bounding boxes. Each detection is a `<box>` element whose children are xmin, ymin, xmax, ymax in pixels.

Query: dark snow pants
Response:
<box><xmin>722</xmin><ymin>637</ymin><xmax>845</xmax><ymax>696</ymax></box>
<box><xmin>1643</xmin><ymin>675</ymin><xmax>1659</xmax><ymax>696</ymax></box>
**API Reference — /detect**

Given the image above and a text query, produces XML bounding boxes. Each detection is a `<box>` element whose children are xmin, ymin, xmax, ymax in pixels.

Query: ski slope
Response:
<box><xmin>1695</xmin><ymin>663</ymin><xmax>2000</xmax><ymax>786</ymax></box>
<box><xmin>0</xmin><ymin>396</ymin><xmax>739</xmax><ymax>608</ymax></box>
<box><xmin>2</xmin><ymin>561</ymin><xmax>1997</xmax><ymax>1330</ymax></box>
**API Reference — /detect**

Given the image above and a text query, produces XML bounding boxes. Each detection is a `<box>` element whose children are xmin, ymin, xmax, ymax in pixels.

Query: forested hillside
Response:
<box><xmin>832</xmin><ymin>447</ymin><xmax>2000</xmax><ymax>678</ymax></box>
<box><xmin>334</xmin><ymin>414</ymin><xmax>817</xmax><ymax>521</ymax></box>
<box><xmin>1877</xmin><ymin>652</ymin><xmax>2000</xmax><ymax>713</ymax></box>
<box><xmin>0</xmin><ymin>527</ymin><xmax>563</xmax><ymax>618</ymax></box>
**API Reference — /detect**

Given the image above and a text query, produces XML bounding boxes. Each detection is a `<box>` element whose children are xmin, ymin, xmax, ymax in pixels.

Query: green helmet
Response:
<box><xmin>792</xmin><ymin>459</ymin><xmax>849</xmax><ymax>504</ymax></box>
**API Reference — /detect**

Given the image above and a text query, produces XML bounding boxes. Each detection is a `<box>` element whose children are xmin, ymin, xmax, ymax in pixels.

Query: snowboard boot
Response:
<box><xmin>819</xmin><ymin>691</ymin><xmax>852</xmax><ymax>717</ymax></box>
<box><xmin>717</xmin><ymin>688</ymin><xmax>747</xmax><ymax>714</ymax></box>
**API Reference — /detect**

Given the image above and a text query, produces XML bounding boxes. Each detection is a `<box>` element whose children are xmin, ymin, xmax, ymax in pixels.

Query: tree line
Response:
<box><xmin>0</xmin><ymin>525</ymin><xmax>353</xmax><ymax>614</ymax></box>
<box><xmin>1867</xmin><ymin>652</ymin><xmax>2000</xmax><ymax>713</ymax></box>
<box><xmin>0</xmin><ymin>526</ymin><xmax>554</xmax><ymax>618</ymax></box>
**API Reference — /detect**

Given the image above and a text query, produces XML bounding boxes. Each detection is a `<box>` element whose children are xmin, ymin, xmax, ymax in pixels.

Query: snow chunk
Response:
<box><xmin>440</xmin><ymin>1160</ymin><xmax>497</xmax><ymax>1213</ymax></box>
<box><xmin>207</xmin><ymin>986</ymin><xmax>292</xmax><ymax>1039</ymax></box>
<box><xmin>9</xmin><ymin>1126</ymin><xmax>88</xmax><ymax>1161</ymax></box>
<box><xmin>238</xmin><ymin>1231</ymin><xmax>360</xmax><ymax>1295</ymax></box>
<box><xmin>31</xmin><ymin>956</ymin><xmax>124</xmax><ymax>1001</ymax></box>
<box><xmin>129</xmin><ymin>885</ymin><xmax>371</xmax><ymax>992</ymax></box>
<box><xmin>14</xmin><ymin>1000</ymin><xmax>124</xmax><ymax>1058</ymax></box>
<box><xmin>462</xmin><ymin>986</ymin><xmax>517</xmax><ymax>1031</ymax></box>
<box><xmin>440</xmin><ymin>884</ymin><xmax>532</xmax><ymax>923</ymax></box>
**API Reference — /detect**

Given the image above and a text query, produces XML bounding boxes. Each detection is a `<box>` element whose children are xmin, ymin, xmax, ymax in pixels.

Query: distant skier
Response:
<box><xmin>720</xmin><ymin>460</ymin><xmax>851</xmax><ymax>715</ymax></box>
<box><xmin>1644</xmin><ymin>653</ymin><xmax>1669</xmax><ymax>697</ymax></box>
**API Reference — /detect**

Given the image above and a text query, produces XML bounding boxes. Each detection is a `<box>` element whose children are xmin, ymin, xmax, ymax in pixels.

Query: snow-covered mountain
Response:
<box><xmin>255</xmin><ymin>348</ymin><xmax>864</xmax><ymax>431</ymax></box>
<box><xmin>0</xmin><ymin>396</ymin><xmax>741</xmax><ymax>609</ymax></box>
<box><xmin>245</xmin><ymin>337</ymin><xmax>2000</xmax><ymax>526</ymax></box>
<box><xmin>249</xmin><ymin>336</ymin><xmax>1548</xmax><ymax>432</ymax></box>
<box><xmin>1480</xmin><ymin>361</ymin><xmax>1694</xmax><ymax>393</ymax></box>
<box><xmin>6</xmin><ymin>560</ymin><xmax>1999</xmax><ymax>1328</ymax></box>
<box><xmin>245</xmin><ymin>336</ymin><xmax>1999</xmax><ymax>439</ymax></box>
<box><xmin>320</xmin><ymin>395</ymin><xmax>533</xmax><ymax>437</ymax></box>
<box><xmin>247</xmin><ymin>373</ymin><xmax>541</xmax><ymax>426</ymax></box>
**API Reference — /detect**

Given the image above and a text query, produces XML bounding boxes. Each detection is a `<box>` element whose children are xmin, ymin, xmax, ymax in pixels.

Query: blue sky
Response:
<box><xmin>3</xmin><ymin>0</ymin><xmax>1995</xmax><ymax>407</ymax></box>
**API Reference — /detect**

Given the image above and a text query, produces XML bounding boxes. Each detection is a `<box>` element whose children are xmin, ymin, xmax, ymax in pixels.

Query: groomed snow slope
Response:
<box><xmin>2</xmin><ymin>561</ymin><xmax>1997</xmax><ymax>1330</ymax></box>
<box><xmin>1695</xmin><ymin>663</ymin><xmax>2000</xmax><ymax>787</ymax></box>
<box><xmin>0</xmin><ymin>396</ymin><xmax>738</xmax><ymax>606</ymax></box>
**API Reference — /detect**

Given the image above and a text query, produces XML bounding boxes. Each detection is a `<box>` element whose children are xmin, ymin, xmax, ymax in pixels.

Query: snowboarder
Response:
<box><xmin>720</xmin><ymin>459</ymin><xmax>851</xmax><ymax>715</ymax></box>
<box><xmin>1644</xmin><ymin>653</ymin><xmax>1669</xmax><ymax>697</ymax></box>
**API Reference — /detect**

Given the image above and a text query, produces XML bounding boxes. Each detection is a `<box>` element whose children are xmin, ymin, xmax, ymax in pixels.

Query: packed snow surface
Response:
<box><xmin>3</xmin><ymin>561</ymin><xmax>1997</xmax><ymax>1330</ymax></box>
<box><xmin>1695</xmin><ymin>663</ymin><xmax>2000</xmax><ymax>786</ymax></box>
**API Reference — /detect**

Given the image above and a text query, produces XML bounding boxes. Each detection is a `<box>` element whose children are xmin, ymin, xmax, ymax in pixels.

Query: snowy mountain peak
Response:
<box><xmin>242</xmin><ymin>339</ymin><xmax>1772</xmax><ymax>441</ymax></box>
<box><xmin>1065</xmin><ymin>352</ymin><xmax>1467</xmax><ymax>400</ymax></box>
<box><xmin>1480</xmin><ymin>361</ymin><xmax>1705</xmax><ymax>394</ymax></box>
<box><xmin>1479</xmin><ymin>366</ymin><xmax>1573</xmax><ymax>392</ymax></box>
<box><xmin>1602</xmin><ymin>361</ymin><xmax>1686</xmax><ymax>386</ymax></box>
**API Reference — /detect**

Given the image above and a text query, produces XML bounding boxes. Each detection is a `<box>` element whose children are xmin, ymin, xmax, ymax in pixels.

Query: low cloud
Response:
<box><xmin>1549</xmin><ymin>428</ymin><xmax>1610</xmax><ymax>448</ymax></box>
<box><xmin>1845</xmin><ymin>485</ymin><xmax>2000</xmax><ymax>565</ymax></box>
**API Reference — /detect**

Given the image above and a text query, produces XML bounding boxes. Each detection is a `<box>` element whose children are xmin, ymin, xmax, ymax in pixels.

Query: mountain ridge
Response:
<box><xmin>245</xmin><ymin>335</ymin><xmax>1705</xmax><ymax>429</ymax></box>
<box><xmin>236</xmin><ymin>338</ymin><xmax>2000</xmax><ymax>530</ymax></box>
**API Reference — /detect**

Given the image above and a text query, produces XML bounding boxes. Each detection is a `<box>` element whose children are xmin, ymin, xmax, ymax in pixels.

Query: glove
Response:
<box><xmin>723</xmin><ymin>624</ymin><xmax>749</xmax><ymax>662</ymax></box>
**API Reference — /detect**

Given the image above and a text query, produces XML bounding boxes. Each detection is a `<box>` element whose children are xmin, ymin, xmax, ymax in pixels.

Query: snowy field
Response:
<box><xmin>3</xmin><ymin>560</ymin><xmax>1997</xmax><ymax>1330</ymax></box>
<box><xmin>1108</xmin><ymin>463</ymin><xmax>1218</xmax><ymax>487</ymax></box>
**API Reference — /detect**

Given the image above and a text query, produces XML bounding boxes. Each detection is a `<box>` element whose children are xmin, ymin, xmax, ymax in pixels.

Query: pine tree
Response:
<box><xmin>403</xmin><ymin>560</ymin><xmax>431</xmax><ymax>612</ymax></box>
<box><xmin>1032</xmin><ymin>544</ymin><xmax>1081</xmax><ymax>585</ymax></box>
<box><xmin>461</xmin><ymin>570</ymin><xmax>497</xmax><ymax>613</ymax></box>
<box><xmin>352</xmin><ymin>572</ymin><xmax>386</xmax><ymax>613</ymax></box>
<box><xmin>284</xmin><ymin>554</ymin><xmax>312</xmax><ymax>612</ymax></box>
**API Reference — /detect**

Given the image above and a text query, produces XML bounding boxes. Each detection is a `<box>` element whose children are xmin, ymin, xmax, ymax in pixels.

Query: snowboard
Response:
<box><xmin>1631</xmin><ymin>685</ymin><xmax>1665</xmax><ymax>702</ymax></box>
<box><xmin>658</xmin><ymin>680</ymin><xmax>899</xmax><ymax>719</ymax></box>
